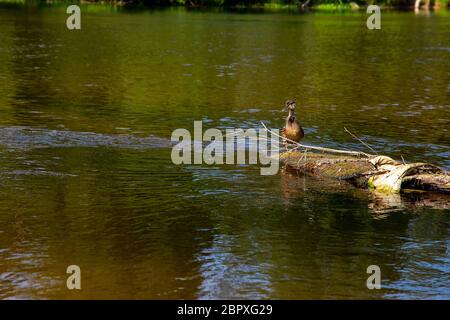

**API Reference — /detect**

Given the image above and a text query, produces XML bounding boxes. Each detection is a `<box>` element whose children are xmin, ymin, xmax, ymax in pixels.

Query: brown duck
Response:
<box><xmin>281</xmin><ymin>99</ymin><xmax>304</xmax><ymax>149</ymax></box>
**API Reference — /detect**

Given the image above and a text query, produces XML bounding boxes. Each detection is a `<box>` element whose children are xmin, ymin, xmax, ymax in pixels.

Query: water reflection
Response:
<box><xmin>0</xmin><ymin>138</ymin><xmax>449</xmax><ymax>299</ymax></box>
<box><xmin>0</xmin><ymin>6</ymin><xmax>449</xmax><ymax>299</ymax></box>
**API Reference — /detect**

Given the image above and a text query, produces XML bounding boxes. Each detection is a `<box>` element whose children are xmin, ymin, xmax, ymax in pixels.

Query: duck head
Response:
<box><xmin>284</xmin><ymin>99</ymin><xmax>297</xmax><ymax>122</ymax></box>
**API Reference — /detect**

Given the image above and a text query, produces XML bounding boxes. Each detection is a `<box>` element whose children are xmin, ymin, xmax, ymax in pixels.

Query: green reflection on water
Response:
<box><xmin>0</xmin><ymin>5</ymin><xmax>449</xmax><ymax>299</ymax></box>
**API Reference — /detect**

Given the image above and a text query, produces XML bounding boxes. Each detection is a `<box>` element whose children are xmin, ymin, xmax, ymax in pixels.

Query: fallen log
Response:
<box><xmin>280</xmin><ymin>151</ymin><xmax>449</xmax><ymax>195</ymax></box>
<box><xmin>261</xmin><ymin>122</ymin><xmax>449</xmax><ymax>195</ymax></box>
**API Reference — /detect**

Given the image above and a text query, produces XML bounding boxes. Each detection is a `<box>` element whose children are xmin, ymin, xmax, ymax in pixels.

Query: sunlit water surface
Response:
<box><xmin>0</xmin><ymin>5</ymin><xmax>449</xmax><ymax>299</ymax></box>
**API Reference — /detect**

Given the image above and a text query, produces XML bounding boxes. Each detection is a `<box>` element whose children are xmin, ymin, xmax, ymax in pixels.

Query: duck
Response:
<box><xmin>281</xmin><ymin>99</ymin><xmax>304</xmax><ymax>149</ymax></box>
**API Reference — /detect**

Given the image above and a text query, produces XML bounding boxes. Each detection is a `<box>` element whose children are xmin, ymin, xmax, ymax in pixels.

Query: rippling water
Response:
<box><xmin>0</xmin><ymin>5</ymin><xmax>449</xmax><ymax>299</ymax></box>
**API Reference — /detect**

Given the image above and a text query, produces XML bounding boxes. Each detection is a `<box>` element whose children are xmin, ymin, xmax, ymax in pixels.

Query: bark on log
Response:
<box><xmin>402</xmin><ymin>174</ymin><xmax>450</xmax><ymax>194</ymax></box>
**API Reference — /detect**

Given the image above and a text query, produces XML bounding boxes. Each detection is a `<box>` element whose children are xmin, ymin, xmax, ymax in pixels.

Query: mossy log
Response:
<box><xmin>280</xmin><ymin>151</ymin><xmax>449</xmax><ymax>195</ymax></box>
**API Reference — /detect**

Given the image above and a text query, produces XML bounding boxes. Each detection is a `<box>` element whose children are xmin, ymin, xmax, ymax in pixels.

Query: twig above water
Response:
<box><xmin>344</xmin><ymin>127</ymin><xmax>378</xmax><ymax>155</ymax></box>
<box><xmin>260</xmin><ymin>122</ymin><xmax>372</xmax><ymax>158</ymax></box>
<box><xmin>401</xmin><ymin>154</ymin><xmax>406</xmax><ymax>165</ymax></box>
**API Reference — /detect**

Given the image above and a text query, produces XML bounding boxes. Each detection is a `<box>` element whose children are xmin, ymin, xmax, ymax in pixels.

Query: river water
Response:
<box><xmin>0</xmin><ymin>5</ymin><xmax>449</xmax><ymax>299</ymax></box>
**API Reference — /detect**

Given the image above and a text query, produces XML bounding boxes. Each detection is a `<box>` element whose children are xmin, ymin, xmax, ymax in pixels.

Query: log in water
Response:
<box><xmin>280</xmin><ymin>151</ymin><xmax>450</xmax><ymax>195</ymax></box>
